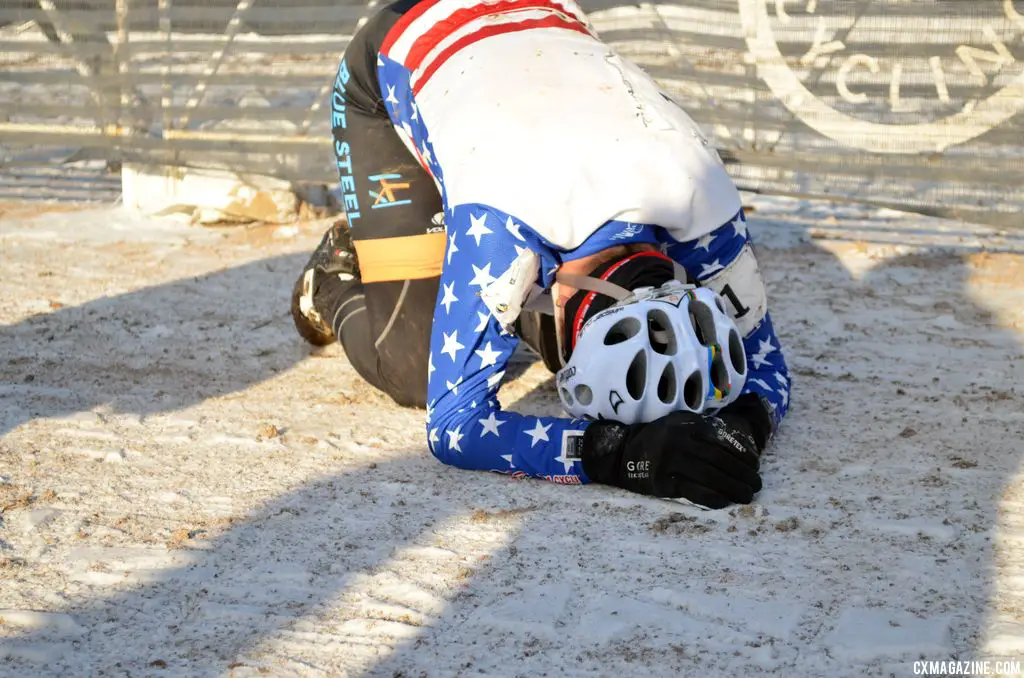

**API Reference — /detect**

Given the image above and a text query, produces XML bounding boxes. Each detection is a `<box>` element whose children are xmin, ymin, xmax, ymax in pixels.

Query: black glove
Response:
<box><xmin>581</xmin><ymin>410</ymin><xmax>762</xmax><ymax>509</ymax></box>
<box><xmin>717</xmin><ymin>393</ymin><xmax>774</xmax><ymax>455</ymax></box>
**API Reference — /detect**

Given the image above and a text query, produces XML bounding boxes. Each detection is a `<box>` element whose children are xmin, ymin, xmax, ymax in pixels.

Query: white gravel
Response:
<box><xmin>1</xmin><ymin>197</ymin><xmax>1022</xmax><ymax>677</ymax></box>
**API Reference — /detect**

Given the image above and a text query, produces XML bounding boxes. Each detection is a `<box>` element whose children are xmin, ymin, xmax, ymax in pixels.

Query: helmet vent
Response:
<box><xmin>574</xmin><ymin>384</ymin><xmax>593</xmax><ymax>406</ymax></box>
<box><xmin>728</xmin><ymin>329</ymin><xmax>746</xmax><ymax>375</ymax></box>
<box><xmin>646</xmin><ymin>309</ymin><xmax>677</xmax><ymax>355</ymax></box>
<box><xmin>603</xmin><ymin>317</ymin><xmax>642</xmax><ymax>346</ymax></box>
<box><xmin>657</xmin><ymin>363</ymin><xmax>677</xmax><ymax>404</ymax></box>
<box><xmin>687</xmin><ymin>301</ymin><xmax>718</xmax><ymax>347</ymax></box>
<box><xmin>683</xmin><ymin>370</ymin><xmax>703</xmax><ymax>410</ymax></box>
<box><xmin>560</xmin><ymin>388</ymin><xmax>574</xmax><ymax>406</ymax></box>
<box><xmin>626</xmin><ymin>350</ymin><xmax>647</xmax><ymax>400</ymax></box>
<box><xmin>715</xmin><ymin>296</ymin><xmax>727</xmax><ymax>314</ymax></box>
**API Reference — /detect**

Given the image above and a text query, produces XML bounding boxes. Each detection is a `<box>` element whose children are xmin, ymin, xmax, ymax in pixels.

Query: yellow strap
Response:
<box><xmin>353</xmin><ymin>231</ymin><xmax>447</xmax><ymax>283</ymax></box>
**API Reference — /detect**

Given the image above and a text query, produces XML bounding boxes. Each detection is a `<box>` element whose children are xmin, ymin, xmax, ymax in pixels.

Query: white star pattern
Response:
<box><xmin>446</xmin><ymin>376</ymin><xmax>463</xmax><ymax>395</ymax></box>
<box><xmin>440</xmin><ymin>281</ymin><xmax>459</xmax><ymax>314</ymax></box>
<box><xmin>505</xmin><ymin>216</ymin><xmax>525</xmax><ymax>241</ymax></box>
<box><xmin>410</xmin><ymin>101</ymin><xmax>418</xmax><ymax>121</ymax></box>
<box><xmin>429</xmin><ymin>427</ymin><xmax>440</xmax><ymax>446</ymax></box>
<box><xmin>468</xmin><ymin>262</ymin><xmax>496</xmax><ymax>289</ymax></box>
<box><xmin>401</xmin><ymin>121</ymin><xmax>413</xmax><ymax>139</ymax></box>
<box><xmin>514</xmin><ymin>244</ymin><xmax>528</xmax><ymax>258</ymax></box>
<box><xmin>475</xmin><ymin>311</ymin><xmax>490</xmax><ymax>332</ymax></box>
<box><xmin>479</xmin><ymin>412</ymin><xmax>504</xmax><ymax>437</ymax></box>
<box><xmin>475</xmin><ymin>341</ymin><xmax>501</xmax><ymax>368</ymax></box>
<box><xmin>487</xmin><ymin>370</ymin><xmax>505</xmax><ymax>389</ymax></box>
<box><xmin>447</xmin><ymin>426</ymin><xmax>464</xmax><ymax>452</ymax></box>
<box><xmin>756</xmin><ymin>337</ymin><xmax>777</xmax><ymax>356</ymax></box>
<box><xmin>700</xmin><ymin>259</ymin><xmax>724</xmax><ymax>278</ymax></box>
<box><xmin>466</xmin><ymin>213</ymin><xmax>493</xmax><ymax>246</ymax></box>
<box><xmin>779</xmin><ymin>388</ymin><xmax>789</xmax><ymax>407</ymax></box>
<box><xmin>376</xmin><ymin>56</ymin><xmax>385</xmax><ymax>67</ymax></box>
<box><xmin>447</xmin><ymin>231</ymin><xmax>459</xmax><ymax>265</ymax></box>
<box><xmin>775</xmin><ymin>373</ymin><xmax>789</xmax><ymax>387</ymax></box>
<box><xmin>695</xmin><ymin>232</ymin><xmax>716</xmax><ymax>252</ymax></box>
<box><xmin>732</xmin><ymin>214</ymin><xmax>747</xmax><ymax>238</ymax></box>
<box><xmin>749</xmin><ymin>378</ymin><xmax>772</xmax><ymax>391</ymax></box>
<box><xmin>420</xmin><ymin>141</ymin><xmax>433</xmax><ymax>166</ymax></box>
<box><xmin>501</xmin><ymin>454</ymin><xmax>515</xmax><ymax>468</ymax></box>
<box><xmin>750</xmin><ymin>337</ymin><xmax>777</xmax><ymax>369</ymax></box>
<box><xmin>428</xmin><ymin>353</ymin><xmax>436</xmax><ymax>377</ymax></box>
<box><xmin>440</xmin><ymin>329</ymin><xmax>465</xmax><ymax>361</ymax></box>
<box><xmin>524</xmin><ymin>419</ymin><xmax>551</xmax><ymax>448</ymax></box>
<box><xmin>553</xmin><ymin>449</ymin><xmax>576</xmax><ymax>474</ymax></box>
<box><xmin>385</xmin><ymin>85</ymin><xmax>399</xmax><ymax>108</ymax></box>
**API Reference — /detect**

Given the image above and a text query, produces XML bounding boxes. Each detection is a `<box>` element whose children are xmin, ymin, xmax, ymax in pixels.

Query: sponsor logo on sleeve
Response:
<box><xmin>609</xmin><ymin>223</ymin><xmax>646</xmax><ymax>240</ymax></box>
<box><xmin>368</xmin><ymin>173</ymin><xmax>411</xmax><ymax>209</ymax></box>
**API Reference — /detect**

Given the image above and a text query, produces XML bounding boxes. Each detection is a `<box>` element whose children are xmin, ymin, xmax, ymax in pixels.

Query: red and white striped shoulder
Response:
<box><xmin>381</xmin><ymin>0</ymin><xmax>596</xmax><ymax>95</ymax></box>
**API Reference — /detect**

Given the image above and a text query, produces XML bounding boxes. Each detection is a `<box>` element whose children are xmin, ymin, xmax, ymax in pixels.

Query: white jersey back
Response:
<box><xmin>382</xmin><ymin>0</ymin><xmax>741</xmax><ymax>249</ymax></box>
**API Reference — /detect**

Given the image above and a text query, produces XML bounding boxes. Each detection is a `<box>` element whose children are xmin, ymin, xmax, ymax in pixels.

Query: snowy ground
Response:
<box><xmin>1</xmin><ymin>196</ymin><xmax>1022</xmax><ymax>677</ymax></box>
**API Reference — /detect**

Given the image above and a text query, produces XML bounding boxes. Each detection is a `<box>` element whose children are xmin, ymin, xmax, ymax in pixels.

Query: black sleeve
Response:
<box><xmin>342</xmin><ymin>0</ymin><xmax>427</xmax><ymax>117</ymax></box>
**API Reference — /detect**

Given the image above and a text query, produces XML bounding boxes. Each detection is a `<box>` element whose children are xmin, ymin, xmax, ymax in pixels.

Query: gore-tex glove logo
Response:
<box><xmin>626</xmin><ymin>460</ymin><xmax>651</xmax><ymax>479</ymax></box>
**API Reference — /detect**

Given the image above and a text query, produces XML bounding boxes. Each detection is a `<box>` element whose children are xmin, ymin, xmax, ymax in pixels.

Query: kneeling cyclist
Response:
<box><xmin>291</xmin><ymin>0</ymin><xmax>791</xmax><ymax>509</ymax></box>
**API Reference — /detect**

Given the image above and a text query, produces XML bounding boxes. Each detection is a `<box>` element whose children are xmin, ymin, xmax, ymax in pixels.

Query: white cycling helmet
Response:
<box><xmin>555</xmin><ymin>278</ymin><xmax>747</xmax><ymax>424</ymax></box>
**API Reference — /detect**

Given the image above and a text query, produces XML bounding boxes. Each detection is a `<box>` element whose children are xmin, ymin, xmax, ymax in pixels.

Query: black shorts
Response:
<box><xmin>327</xmin><ymin>0</ymin><xmax>441</xmax><ymax>408</ymax></box>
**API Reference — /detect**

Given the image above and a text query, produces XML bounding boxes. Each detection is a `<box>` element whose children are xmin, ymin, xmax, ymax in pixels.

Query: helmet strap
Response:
<box><xmin>554</xmin><ymin>272</ymin><xmax>632</xmax><ymax>302</ymax></box>
<box><xmin>554</xmin><ymin>260</ymin><xmax>689</xmax><ymax>304</ymax></box>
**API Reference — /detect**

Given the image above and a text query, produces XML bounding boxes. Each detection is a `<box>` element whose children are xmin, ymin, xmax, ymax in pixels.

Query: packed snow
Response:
<box><xmin>1</xmin><ymin>195</ymin><xmax>1022</xmax><ymax>676</ymax></box>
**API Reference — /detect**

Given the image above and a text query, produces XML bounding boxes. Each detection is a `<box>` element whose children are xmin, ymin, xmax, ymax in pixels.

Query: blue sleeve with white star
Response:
<box><xmin>665</xmin><ymin>210</ymin><xmax>791</xmax><ymax>430</ymax></box>
<box><xmin>425</xmin><ymin>204</ymin><xmax>592</xmax><ymax>484</ymax></box>
<box><xmin>371</xmin><ymin>57</ymin><xmax>591</xmax><ymax>482</ymax></box>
